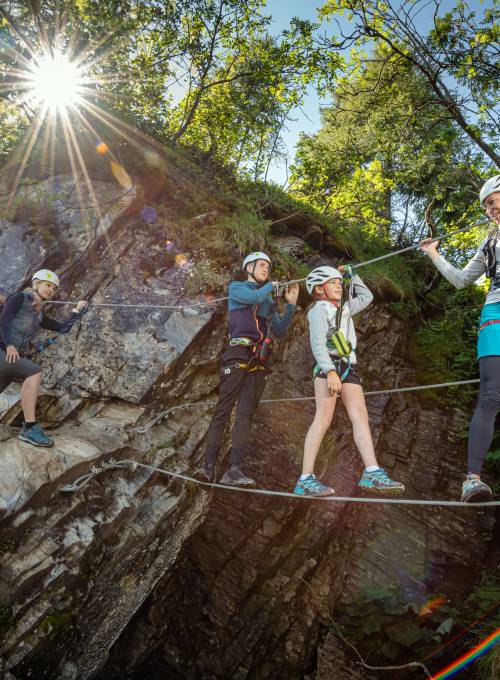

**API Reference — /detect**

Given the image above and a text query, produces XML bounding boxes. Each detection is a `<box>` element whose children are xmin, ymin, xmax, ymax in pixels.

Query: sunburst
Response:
<box><xmin>26</xmin><ymin>49</ymin><xmax>84</xmax><ymax>111</ymax></box>
<box><xmin>0</xmin><ymin>5</ymin><xmax>163</xmax><ymax>228</ymax></box>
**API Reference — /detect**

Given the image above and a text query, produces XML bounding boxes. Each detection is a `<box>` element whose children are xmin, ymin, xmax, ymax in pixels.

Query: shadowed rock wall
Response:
<box><xmin>0</xmin><ymin>171</ymin><xmax>497</xmax><ymax>680</ymax></box>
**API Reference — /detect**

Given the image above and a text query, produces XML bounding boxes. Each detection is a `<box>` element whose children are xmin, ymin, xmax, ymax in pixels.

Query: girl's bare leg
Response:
<box><xmin>340</xmin><ymin>383</ymin><xmax>378</xmax><ymax>468</ymax></box>
<box><xmin>302</xmin><ymin>378</ymin><xmax>337</xmax><ymax>475</ymax></box>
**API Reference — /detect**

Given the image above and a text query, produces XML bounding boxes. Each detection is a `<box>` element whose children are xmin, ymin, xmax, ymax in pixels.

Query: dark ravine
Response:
<box><xmin>0</xmin><ymin>169</ymin><xmax>497</xmax><ymax>680</ymax></box>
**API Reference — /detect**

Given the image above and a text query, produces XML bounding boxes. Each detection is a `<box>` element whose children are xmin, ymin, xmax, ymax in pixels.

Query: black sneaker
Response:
<box><xmin>219</xmin><ymin>466</ymin><xmax>256</xmax><ymax>487</ymax></box>
<box><xmin>192</xmin><ymin>467</ymin><xmax>215</xmax><ymax>483</ymax></box>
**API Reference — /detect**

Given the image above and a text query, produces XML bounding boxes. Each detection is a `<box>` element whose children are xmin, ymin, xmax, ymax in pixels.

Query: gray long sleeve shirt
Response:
<box><xmin>432</xmin><ymin>237</ymin><xmax>500</xmax><ymax>306</ymax></box>
<box><xmin>307</xmin><ymin>275</ymin><xmax>373</xmax><ymax>373</ymax></box>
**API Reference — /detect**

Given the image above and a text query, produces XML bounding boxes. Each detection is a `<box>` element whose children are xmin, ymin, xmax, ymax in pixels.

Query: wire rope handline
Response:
<box><xmin>43</xmin><ymin>218</ymin><xmax>492</xmax><ymax>311</ymax></box>
<box><xmin>284</xmin><ymin>218</ymin><xmax>493</xmax><ymax>286</ymax></box>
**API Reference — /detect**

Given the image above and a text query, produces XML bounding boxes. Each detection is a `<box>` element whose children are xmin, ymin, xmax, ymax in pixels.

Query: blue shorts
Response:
<box><xmin>477</xmin><ymin>301</ymin><xmax>500</xmax><ymax>359</ymax></box>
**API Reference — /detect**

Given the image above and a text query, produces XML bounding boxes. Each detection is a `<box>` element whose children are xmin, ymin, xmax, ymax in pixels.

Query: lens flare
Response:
<box><xmin>110</xmin><ymin>160</ymin><xmax>133</xmax><ymax>189</ymax></box>
<box><xmin>419</xmin><ymin>597</ymin><xmax>446</xmax><ymax>617</ymax></box>
<box><xmin>166</xmin><ymin>240</ymin><xmax>174</xmax><ymax>252</ymax></box>
<box><xmin>431</xmin><ymin>627</ymin><xmax>500</xmax><ymax>679</ymax></box>
<box><xmin>175</xmin><ymin>253</ymin><xmax>188</xmax><ymax>268</ymax></box>
<box><xmin>140</xmin><ymin>206</ymin><xmax>157</xmax><ymax>224</ymax></box>
<box><xmin>28</xmin><ymin>50</ymin><xmax>83</xmax><ymax>110</ymax></box>
<box><xmin>96</xmin><ymin>141</ymin><xmax>109</xmax><ymax>154</ymax></box>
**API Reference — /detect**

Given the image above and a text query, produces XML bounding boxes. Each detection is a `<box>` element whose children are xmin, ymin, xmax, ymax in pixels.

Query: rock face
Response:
<box><xmin>0</xmin><ymin>172</ymin><xmax>497</xmax><ymax>680</ymax></box>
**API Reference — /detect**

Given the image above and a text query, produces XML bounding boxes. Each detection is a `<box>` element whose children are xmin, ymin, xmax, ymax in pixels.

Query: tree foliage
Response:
<box><xmin>292</xmin><ymin>47</ymin><xmax>491</xmax><ymax>248</ymax></box>
<box><xmin>318</xmin><ymin>0</ymin><xmax>500</xmax><ymax>165</ymax></box>
<box><xmin>0</xmin><ymin>0</ymin><xmax>333</xmax><ymax>180</ymax></box>
<box><xmin>292</xmin><ymin>1</ymin><xmax>498</xmax><ymax>252</ymax></box>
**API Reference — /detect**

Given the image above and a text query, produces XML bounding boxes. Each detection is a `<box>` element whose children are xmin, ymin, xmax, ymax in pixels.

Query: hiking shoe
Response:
<box><xmin>293</xmin><ymin>474</ymin><xmax>335</xmax><ymax>497</ymax></box>
<box><xmin>219</xmin><ymin>466</ymin><xmax>256</xmax><ymax>487</ymax></box>
<box><xmin>461</xmin><ymin>475</ymin><xmax>493</xmax><ymax>503</ymax></box>
<box><xmin>192</xmin><ymin>466</ymin><xmax>215</xmax><ymax>483</ymax></box>
<box><xmin>18</xmin><ymin>423</ymin><xmax>54</xmax><ymax>448</ymax></box>
<box><xmin>358</xmin><ymin>468</ymin><xmax>404</xmax><ymax>495</ymax></box>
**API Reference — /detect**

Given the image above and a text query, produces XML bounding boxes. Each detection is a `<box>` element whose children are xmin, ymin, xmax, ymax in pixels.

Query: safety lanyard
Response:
<box><xmin>329</xmin><ymin>295</ymin><xmax>352</xmax><ymax>359</ymax></box>
<box><xmin>479</xmin><ymin>319</ymin><xmax>500</xmax><ymax>331</ymax></box>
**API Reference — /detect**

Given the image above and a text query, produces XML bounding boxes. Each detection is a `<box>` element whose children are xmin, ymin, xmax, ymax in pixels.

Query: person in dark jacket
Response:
<box><xmin>195</xmin><ymin>252</ymin><xmax>299</xmax><ymax>487</ymax></box>
<box><xmin>0</xmin><ymin>269</ymin><xmax>87</xmax><ymax>447</ymax></box>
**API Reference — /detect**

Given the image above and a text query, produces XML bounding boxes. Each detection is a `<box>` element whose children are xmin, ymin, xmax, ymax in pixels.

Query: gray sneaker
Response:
<box><xmin>461</xmin><ymin>475</ymin><xmax>493</xmax><ymax>503</ymax></box>
<box><xmin>219</xmin><ymin>466</ymin><xmax>256</xmax><ymax>487</ymax></box>
<box><xmin>192</xmin><ymin>466</ymin><xmax>215</xmax><ymax>483</ymax></box>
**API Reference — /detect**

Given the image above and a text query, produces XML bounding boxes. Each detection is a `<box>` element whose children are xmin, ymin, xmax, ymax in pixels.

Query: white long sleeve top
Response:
<box><xmin>307</xmin><ymin>275</ymin><xmax>373</xmax><ymax>372</ymax></box>
<box><xmin>432</xmin><ymin>237</ymin><xmax>500</xmax><ymax>306</ymax></box>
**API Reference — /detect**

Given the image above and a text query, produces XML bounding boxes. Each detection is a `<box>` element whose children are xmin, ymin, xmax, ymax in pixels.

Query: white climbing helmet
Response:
<box><xmin>32</xmin><ymin>269</ymin><xmax>60</xmax><ymax>287</ymax></box>
<box><xmin>242</xmin><ymin>251</ymin><xmax>271</xmax><ymax>271</ymax></box>
<box><xmin>306</xmin><ymin>266</ymin><xmax>342</xmax><ymax>295</ymax></box>
<box><xmin>479</xmin><ymin>175</ymin><xmax>500</xmax><ymax>207</ymax></box>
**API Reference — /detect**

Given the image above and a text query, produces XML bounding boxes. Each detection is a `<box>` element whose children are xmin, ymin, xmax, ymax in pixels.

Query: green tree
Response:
<box><xmin>173</xmin><ymin>19</ymin><xmax>332</xmax><ymax>179</ymax></box>
<box><xmin>318</xmin><ymin>0</ymin><xmax>500</xmax><ymax>166</ymax></box>
<box><xmin>0</xmin><ymin>1</ymin><xmax>332</xmax><ymax>181</ymax></box>
<box><xmin>292</xmin><ymin>46</ymin><xmax>491</xmax><ymax>247</ymax></box>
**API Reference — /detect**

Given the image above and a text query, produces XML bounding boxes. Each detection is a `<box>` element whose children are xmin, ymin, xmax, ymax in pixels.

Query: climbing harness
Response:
<box><xmin>479</xmin><ymin>319</ymin><xmax>500</xmax><ymax>332</ymax></box>
<box><xmin>223</xmin><ymin>362</ymin><xmax>267</xmax><ymax>374</ymax></box>
<box><xmin>313</xmin><ymin>359</ymin><xmax>350</xmax><ymax>382</ymax></box>
<box><xmin>25</xmin><ymin>305</ymin><xmax>89</xmax><ymax>358</ymax></box>
<box><xmin>229</xmin><ymin>337</ymin><xmax>255</xmax><ymax>348</ymax></box>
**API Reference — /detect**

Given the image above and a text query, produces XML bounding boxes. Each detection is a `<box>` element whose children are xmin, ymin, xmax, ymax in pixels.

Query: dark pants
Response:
<box><xmin>468</xmin><ymin>355</ymin><xmax>500</xmax><ymax>474</ymax></box>
<box><xmin>205</xmin><ymin>347</ymin><xmax>267</xmax><ymax>471</ymax></box>
<box><xmin>0</xmin><ymin>349</ymin><xmax>41</xmax><ymax>393</ymax></box>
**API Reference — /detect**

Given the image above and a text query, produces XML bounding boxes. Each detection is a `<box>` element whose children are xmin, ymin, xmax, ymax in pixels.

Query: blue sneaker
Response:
<box><xmin>293</xmin><ymin>474</ymin><xmax>335</xmax><ymax>497</ymax></box>
<box><xmin>18</xmin><ymin>423</ymin><xmax>54</xmax><ymax>448</ymax></box>
<box><xmin>461</xmin><ymin>475</ymin><xmax>492</xmax><ymax>503</ymax></box>
<box><xmin>358</xmin><ymin>468</ymin><xmax>404</xmax><ymax>495</ymax></box>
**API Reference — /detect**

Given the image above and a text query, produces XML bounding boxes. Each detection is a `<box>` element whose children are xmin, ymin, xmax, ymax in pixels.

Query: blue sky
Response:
<box><xmin>264</xmin><ymin>0</ymin><xmax>326</xmax><ymax>184</ymax></box>
<box><xmin>263</xmin><ymin>0</ymin><xmax>489</xmax><ymax>184</ymax></box>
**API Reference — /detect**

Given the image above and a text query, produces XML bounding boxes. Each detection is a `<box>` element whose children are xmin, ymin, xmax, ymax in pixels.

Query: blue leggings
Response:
<box><xmin>468</xmin><ymin>356</ymin><xmax>500</xmax><ymax>474</ymax></box>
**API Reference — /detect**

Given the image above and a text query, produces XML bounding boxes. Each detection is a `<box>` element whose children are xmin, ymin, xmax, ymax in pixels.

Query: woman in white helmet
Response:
<box><xmin>421</xmin><ymin>175</ymin><xmax>500</xmax><ymax>503</ymax></box>
<box><xmin>0</xmin><ymin>269</ymin><xmax>87</xmax><ymax>447</ymax></box>
<box><xmin>294</xmin><ymin>265</ymin><xmax>405</xmax><ymax>497</ymax></box>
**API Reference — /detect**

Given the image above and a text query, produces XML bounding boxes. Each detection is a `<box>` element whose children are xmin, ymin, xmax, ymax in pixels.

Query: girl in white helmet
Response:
<box><xmin>294</xmin><ymin>265</ymin><xmax>405</xmax><ymax>497</ymax></box>
<box><xmin>194</xmin><ymin>252</ymin><xmax>299</xmax><ymax>487</ymax></box>
<box><xmin>421</xmin><ymin>175</ymin><xmax>500</xmax><ymax>502</ymax></box>
<box><xmin>0</xmin><ymin>269</ymin><xmax>87</xmax><ymax>447</ymax></box>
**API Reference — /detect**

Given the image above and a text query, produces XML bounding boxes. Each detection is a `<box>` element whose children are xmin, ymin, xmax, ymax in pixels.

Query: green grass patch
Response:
<box><xmin>409</xmin><ymin>286</ymin><xmax>483</xmax><ymax>408</ymax></box>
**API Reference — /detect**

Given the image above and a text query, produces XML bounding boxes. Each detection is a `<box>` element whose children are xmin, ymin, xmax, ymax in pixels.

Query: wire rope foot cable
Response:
<box><xmin>58</xmin><ymin>459</ymin><xmax>500</xmax><ymax>507</ymax></box>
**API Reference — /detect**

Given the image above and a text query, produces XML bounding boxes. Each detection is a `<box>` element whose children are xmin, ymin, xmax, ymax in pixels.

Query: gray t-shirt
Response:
<box><xmin>307</xmin><ymin>275</ymin><xmax>373</xmax><ymax>372</ymax></box>
<box><xmin>433</xmin><ymin>236</ymin><xmax>500</xmax><ymax>306</ymax></box>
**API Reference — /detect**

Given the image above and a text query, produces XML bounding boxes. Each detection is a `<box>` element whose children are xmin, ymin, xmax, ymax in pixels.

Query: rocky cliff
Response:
<box><xmin>0</xmin><ymin>164</ymin><xmax>497</xmax><ymax>680</ymax></box>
